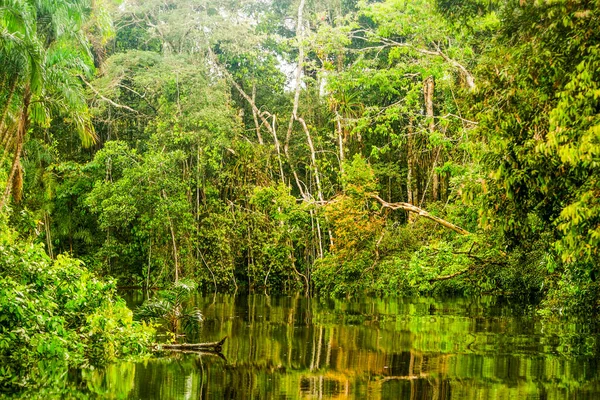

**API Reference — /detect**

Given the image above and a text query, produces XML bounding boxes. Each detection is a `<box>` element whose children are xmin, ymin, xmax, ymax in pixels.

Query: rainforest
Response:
<box><xmin>1</xmin><ymin>0</ymin><xmax>600</xmax><ymax>398</ymax></box>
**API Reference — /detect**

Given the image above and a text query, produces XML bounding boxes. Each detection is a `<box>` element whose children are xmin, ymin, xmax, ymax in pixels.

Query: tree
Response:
<box><xmin>475</xmin><ymin>0</ymin><xmax>600</xmax><ymax>312</ymax></box>
<box><xmin>0</xmin><ymin>0</ymin><xmax>99</xmax><ymax>209</ymax></box>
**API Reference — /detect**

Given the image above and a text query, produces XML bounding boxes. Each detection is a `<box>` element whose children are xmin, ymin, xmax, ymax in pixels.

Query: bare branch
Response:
<box><xmin>285</xmin><ymin>0</ymin><xmax>306</xmax><ymax>156</ymax></box>
<box><xmin>373</xmin><ymin>195</ymin><xmax>470</xmax><ymax>235</ymax></box>
<box><xmin>115</xmin><ymin>83</ymin><xmax>158</xmax><ymax>114</ymax></box>
<box><xmin>349</xmin><ymin>34</ymin><xmax>476</xmax><ymax>90</ymax></box>
<box><xmin>207</xmin><ymin>50</ymin><xmax>289</xmax><ymax>187</ymax></box>
<box><xmin>312</xmin><ymin>195</ymin><xmax>470</xmax><ymax>235</ymax></box>
<box><xmin>437</xmin><ymin>113</ymin><xmax>478</xmax><ymax>125</ymax></box>
<box><xmin>80</xmin><ymin>77</ymin><xmax>140</xmax><ymax>115</ymax></box>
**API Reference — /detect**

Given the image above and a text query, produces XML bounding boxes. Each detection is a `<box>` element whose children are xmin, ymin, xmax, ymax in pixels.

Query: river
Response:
<box><xmin>12</xmin><ymin>293</ymin><xmax>600</xmax><ymax>399</ymax></box>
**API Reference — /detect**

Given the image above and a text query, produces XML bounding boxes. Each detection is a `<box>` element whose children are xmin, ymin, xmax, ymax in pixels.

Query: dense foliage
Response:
<box><xmin>475</xmin><ymin>0</ymin><xmax>600</xmax><ymax>313</ymax></box>
<box><xmin>0</xmin><ymin>217</ymin><xmax>154</xmax><ymax>391</ymax></box>
<box><xmin>2</xmin><ymin>3</ymin><xmax>600</xmax><ymax>386</ymax></box>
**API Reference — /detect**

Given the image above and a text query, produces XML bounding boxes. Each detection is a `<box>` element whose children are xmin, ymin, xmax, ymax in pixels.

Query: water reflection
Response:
<box><xmin>10</xmin><ymin>295</ymin><xmax>600</xmax><ymax>399</ymax></box>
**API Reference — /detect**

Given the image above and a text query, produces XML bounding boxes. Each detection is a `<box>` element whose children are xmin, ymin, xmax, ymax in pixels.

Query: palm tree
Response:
<box><xmin>0</xmin><ymin>0</ymin><xmax>98</xmax><ymax>209</ymax></box>
<box><xmin>136</xmin><ymin>279</ymin><xmax>204</xmax><ymax>339</ymax></box>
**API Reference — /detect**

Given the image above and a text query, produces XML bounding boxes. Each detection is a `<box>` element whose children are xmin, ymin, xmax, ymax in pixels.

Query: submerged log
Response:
<box><xmin>155</xmin><ymin>336</ymin><xmax>227</xmax><ymax>353</ymax></box>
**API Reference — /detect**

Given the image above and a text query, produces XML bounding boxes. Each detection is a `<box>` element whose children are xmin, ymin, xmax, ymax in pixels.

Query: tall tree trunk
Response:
<box><xmin>44</xmin><ymin>212</ymin><xmax>54</xmax><ymax>259</ymax></box>
<box><xmin>270</xmin><ymin>114</ymin><xmax>286</xmax><ymax>184</ymax></box>
<box><xmin>162</xmin><ymin>189</ymin><xmax>179</xmax><ymax>283</ymax></box>
<box><xmin>282</xmin><ymin>0</ymin><xmax>314</xmax><ymax>200</ymax></box>
<box><xmin>196</xmin><ymin>143</ymin><xmax>201</xmax><ymax>220</ymax></box>
<box><xmin>169</xmin><ymin>216</ymin><xmax>179</xmax><ymax>283</ymax></box>
<box><xmin>407</xmin><ymin>117</ymin><xmax>415</xmax><ymax>205</ymax></box>
<box><xmin>423</xmin><ymin>76</ymin><xmax>440</xmax><ymax>202</ymax></box>
<box><xmin>147</xmin><ymin>238</ymin><xmax>152</xmax><ymax>296</ymax></box>
<box><xmin>286</xmin><ymin>0</ymin><xmax>331</xmax><ymax>252</ymax></box>
<box><xmin>406</xmin><ymin>117</ymin><xmax>418</xmax><ymax>224</ymax></box>
<box><xmin>1</xmin><ymin>87</ymin><xmax>31</xmax><ymax>210</ymax></box>
<box><xmin>298</xmin><ymin>117</ymin><xmax>324</xmax><ymax>202</ymax></box>
<box><xmin>335</xmin><ymin>110</ymin><xmax>344</xmax><ymax>173</ymax></box>
<box><xmin>251</xmin><ymin>83</ymin><xmax>264</xmax><ymax>145</ymax></box>
<box><xmin>288</xmin><ymin>0</ymin><xmax>326</xmax><ymax>205</ymax></box>
<box><xmin>284</xmin><ymin>0</ymin><xmax>306</xmax><ymax>158</ymax></box>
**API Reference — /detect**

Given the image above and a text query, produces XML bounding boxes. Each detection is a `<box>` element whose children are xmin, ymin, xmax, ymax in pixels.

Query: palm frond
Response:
<box><xmin>0</xmin><ymin>0</ymin><xmax>35</xmax><ymax>38</ymax></box>
<box><xmin>135</xmin><ymin>279</ymin><xmax>203</xmax><ymax>336</ymax></box>
<box><xmin>172</xmin><ymin>278</ymin><xmax>198</xmax><ymax>297</ymax></box>
<box><xmin>135</xmin><ymin>298</ymin><xmax>172</xmax><ymax>321</ymax></box>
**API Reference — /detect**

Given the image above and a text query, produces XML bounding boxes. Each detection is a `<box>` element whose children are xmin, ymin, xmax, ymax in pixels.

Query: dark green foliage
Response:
<box><xmin>475</xmin><ymin>0</ymin><xmax>600</xmax><ymax>313</ymax></box>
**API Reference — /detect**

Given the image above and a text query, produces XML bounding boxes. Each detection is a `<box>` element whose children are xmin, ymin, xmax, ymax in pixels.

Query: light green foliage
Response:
<box><xmin>0</xmin><ymin>220</ymin><xmax>154</xmax><ymax>391</ymax></box>
<box><xmin>3</xmin><ymin>0</ymin><xmax>600</xmax><ymax>328</ymax></box>
<box><xmin>544</xmin><ymin>39</ymin><xmax>600</xmax><ymax>265</ymax></box>
<box><xmin>249</xmin><ymin>183</ymin><xmax>311</xmax><ymax>289</ymax></box>
<box><xmin>313</xmin><ymin>156</ymin><xmax>384</xmax><ymax>296</ymax></box>
<box><xmin>0</xmin><ymin>0</ymin><xmax>98</xmax><ymax>145</ymax></box>
<box><xmin>80</xmin><ymin>41</ymin><xmax>242</xmax><ymax>285</ymax></box>
<box><xmin>317</xmin><ymin>0</ymin><xmax>481</xmax><ymax>207</ymax></box>
<box><xmin>86</xmin><ymin>140</ymin><xmax>196</xmax><ymax>283</ymax></box>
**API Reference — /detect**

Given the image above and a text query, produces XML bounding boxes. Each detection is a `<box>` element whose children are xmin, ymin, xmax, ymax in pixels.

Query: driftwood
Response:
<box><xmin>372</xmin><ymin>195</ymin><xmax>470</xmax><ymax>235</ymax></box>
<box><xmin>155</xmin><ymin>336</ymin><xmax>227</xmax><ymax>353</ymax></box>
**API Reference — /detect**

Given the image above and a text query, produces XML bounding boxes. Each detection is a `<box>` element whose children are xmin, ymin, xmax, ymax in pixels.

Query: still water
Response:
<box><xmin>23</xmin><ymin>294</ymin><xmax>600</xmax><ymax>398</ymax></box>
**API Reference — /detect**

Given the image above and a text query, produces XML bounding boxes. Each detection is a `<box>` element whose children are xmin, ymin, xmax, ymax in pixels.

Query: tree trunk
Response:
<box><xmin>336</xmin><ymin>111</ymin><xmax>344</xmax><ymax>173</ymax></box>
<box><xmin>423</xmin><ymin>76</ymin><xmax>440</xmax><ymax>202</ymax></box>
<box><xmin>251</xmin><ymin>83</ymin><xmax>264</xmax><ymax>145</ymax></box>
<box><xmin>407</xmin><ymin>118</ymin><xmax>415</xmax><ymax>203</ymax></box>
<box><xmin>406</xmin><ymin>117</ymin><xmax>418</xmax><ymax>223</ymax></box>
<box><xmin>1</xmin><ymin>87</ymin><xmax>30</xmax><ymax>210</ymax></box>
<box><xmin>169</xmin><ymin>217</ymin><xmax>179</xmax><ymax>282</ymax></box>
<box><xmin>284</xmin><ymin>0</ymin><xmax>306</xmax><ymax>157</ymax></box>
<box><xmin>270</xmin><ymin>114</ymin><xmax>286</xmax><ymax>184</ymax></box>
<box><xmin>161</xmin><ymin>189</ymin><xmax>179</xmax><ymax>283</ymax></box>
<box><xmin>146</xmin><ymin>239</ymin><xmax>152</xmax><ymax>296</ymax></box>
<box><xmin>282</xmin><ymin>0</ymin><xmax>318</xmax><ymax>201</ymax></box>
<box><xmin>286</xmin><ymin>0</ymin><xmax>332</xmax><ymax>251</ymax></box>
<box><xmin>298</xmin><ymin>117</ymin><xmax>324</xmax><ymax>203</ymax></box>
<box><xmin>44</xmin><ymin>212</ymin><xmax>54</xmax><ymax>259</ymax></box>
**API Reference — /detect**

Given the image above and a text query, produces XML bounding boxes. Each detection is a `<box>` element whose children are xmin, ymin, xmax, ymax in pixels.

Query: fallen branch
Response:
<box><xmin>372</xmin><ymin>195</ymin><xmax>470</xmax><ymax>235</ymax></box>
<box><xmin>155</xmin><ymin>336</ymin><xmax>227</xmax><ymax>353</ymax></box>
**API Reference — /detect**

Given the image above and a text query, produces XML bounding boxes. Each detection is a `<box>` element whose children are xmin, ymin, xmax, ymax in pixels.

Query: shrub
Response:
<box><xmin>0</xmin><ymin>220</ymin><xmax>155</xmax><ymax>391</ymax></box>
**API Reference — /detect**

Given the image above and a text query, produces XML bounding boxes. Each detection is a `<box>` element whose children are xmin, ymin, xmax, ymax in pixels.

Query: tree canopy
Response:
<box><xmin>1</xmin><ymin>0</ymin><xmax>600</xmax><ymax>323</ymax></box>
